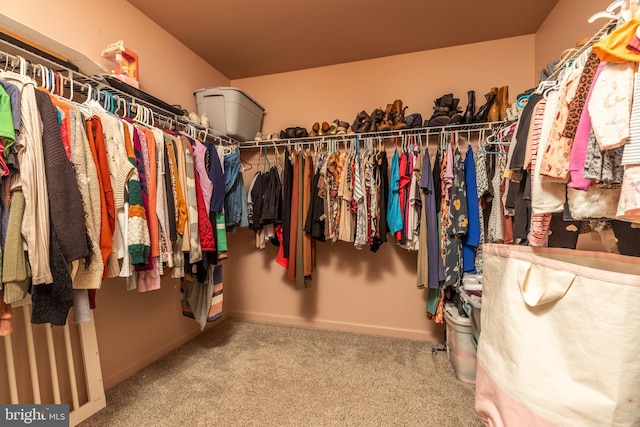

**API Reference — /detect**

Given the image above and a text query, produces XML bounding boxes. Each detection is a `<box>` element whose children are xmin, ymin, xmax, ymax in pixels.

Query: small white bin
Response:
<box><xmin>194</xmin><ymin>87</ymin><xmax>265</xmax><ymax>141</ymax></box>
<box><xmin>444</xmin><ymin>303</ymin><xmax>477</xmax><ymax>384</ymax></box>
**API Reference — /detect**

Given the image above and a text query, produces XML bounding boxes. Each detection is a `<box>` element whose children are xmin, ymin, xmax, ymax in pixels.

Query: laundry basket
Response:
<box><xmin>476</xmin><ymin>244</ymin><xmax>640</xmax><ymax>427</ymax></box>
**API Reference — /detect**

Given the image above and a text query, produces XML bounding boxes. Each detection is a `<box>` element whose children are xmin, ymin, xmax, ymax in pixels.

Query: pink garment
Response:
<box><xmin>444</xmin><ymin>144</ymin><xmax>454</xmax><ymax>198</ymax></box>
<box><xmin>192</xmin><ymin>140</ymin><xmax>213</xmax><ymax>212</ymax></box>
<box><xmin>627</xmin><ymin>35</ymin><xmax>640</xmax><ymax>54</ymax></box>
<box><xmin>569</xmin><ymin>62</ymin><xmax>606</xmax><ymax>190</ymax></box>
<box><xmin>526</xmin><ymin>99</ymin><xmax>553</xmax><ymax>247</ymax></box>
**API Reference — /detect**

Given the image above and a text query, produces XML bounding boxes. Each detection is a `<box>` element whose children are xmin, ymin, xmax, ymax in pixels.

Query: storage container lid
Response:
<box><xmin>444</xmin><ymin>303</ymin><xmax>471</xmax><ymax>329</ymax></box>
<box><xmin>194</xmin><ymin>86</ymin><xmax>264</xmax><ymax>110</ymax></box>
<box><xmin>459</xmin><ymin>287</ymin><xmax>482</xmax><ymax>309</ymax></box>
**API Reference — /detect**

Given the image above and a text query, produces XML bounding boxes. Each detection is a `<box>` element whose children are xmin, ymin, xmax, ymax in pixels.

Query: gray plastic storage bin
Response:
<box><xmin>194</xmin><ymin>87</ymin><xmax>265</xmax><ymax>141</ymax></box>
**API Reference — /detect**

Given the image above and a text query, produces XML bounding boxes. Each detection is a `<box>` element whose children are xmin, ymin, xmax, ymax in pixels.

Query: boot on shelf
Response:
<box><xmin>450</xmin><ymin>98</ymin><xmax>463</xmax><ymax>124</ymax></box>
<box><xmin>473</xmin><ymin>90</ymin><xmax>498</xmax><ymax>123</ymax></box>
<box><xmin>392</xmin><ymin>99</ymin><xmax>408</xmax><ymax>130</ymax></box>
<box><xmin>498</xmin><ymin>86</ymin><xmax>510</xmax><ymax>121</ymax></box>
<box><xmin>351</xmin><ymin>111</ymin><xmax>370</xmax><ymax>133</ymax></box>
<box><xmin>462</xmin><ymin>91</ymin><xmax>476</xmax><ymax>124</ymax></box>
<box><xmin>427</xmin><ymin>93</ymin><xmax>453</xmax><ymax>127</ymax></box>
<box><xmin>378</xmin><ymin>103</ymin><xmax>395</xmax><ymax>132</ymax></box>
<box><xmin>370</xmin><ymin>108</ymin><xmax>385</xmax><ymax>132</ymax></box>
<box><xmin>487</xmin><ymin>87</ymin><xmax>500</xmax><ymax>122</ymax></box>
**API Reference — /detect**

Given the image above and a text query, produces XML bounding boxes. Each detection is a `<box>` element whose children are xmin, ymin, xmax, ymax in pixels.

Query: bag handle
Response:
<box><xmin>518</xmin><ymin>263</ymin><xmax>576</xmax><ymax>306</ymax></box>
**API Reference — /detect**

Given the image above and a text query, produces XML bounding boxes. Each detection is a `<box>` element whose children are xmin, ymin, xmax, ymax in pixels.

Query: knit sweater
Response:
<box><xmin>92</xmin><ymin>103</ymin><xmax>150</xmax><ymax>268</ymax></box>
<box><xmin>2</xmin><ymin>188</ymin><xmax>30</xmax><ymax>303</ymax></box>
<box><xmin>122</xmin><ymin>124</ymin><xmax>151</xmax><ymax>266</ymax></box>
<box><xmin>70</xmin><ymin>108</ymin><xmax>104</xmax><ymax>289</ymax></box>
<box><xmin>34</xmin><ymin>90</ymin><xmax>90</xmax><ymax>263</ymax></box>
<box><xmin>31</xmin><ymin>226</ymin><xmax>73</xmax><ymax>326</ymax></box>
<box><xmin>90</xmin><ymin>102</ymin><xmax>136</xmax><ymax>276</ymax></box>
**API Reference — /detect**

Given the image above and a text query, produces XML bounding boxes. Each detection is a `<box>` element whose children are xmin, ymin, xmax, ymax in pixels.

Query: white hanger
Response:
<box><xmin>588</xmin><ymin>0</ymin><xmax>625</xmax><ymax>23</ymax></box>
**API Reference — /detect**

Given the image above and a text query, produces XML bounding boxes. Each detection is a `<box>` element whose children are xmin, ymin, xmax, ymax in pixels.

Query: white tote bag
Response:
<box><xmin>476</xmin><ymin>244</ymin><xmax>640</xmax><ymax>427</ymax></box>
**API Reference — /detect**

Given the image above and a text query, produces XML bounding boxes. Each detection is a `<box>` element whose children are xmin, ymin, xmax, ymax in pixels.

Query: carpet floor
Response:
<box><xmin>80</xmin><ymin>320</ymin><xmax>482</xmax><ymax>427</ymax></box>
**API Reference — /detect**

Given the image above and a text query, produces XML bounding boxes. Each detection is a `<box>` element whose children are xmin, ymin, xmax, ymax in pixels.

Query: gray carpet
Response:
<box><xmin>80</xmin><ymin>320</ymin><xmax>482</xmax><ymax>427</ymax></box>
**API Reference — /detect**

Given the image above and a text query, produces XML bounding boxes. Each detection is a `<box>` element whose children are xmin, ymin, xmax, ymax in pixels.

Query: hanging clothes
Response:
<box><xmin>443</xmin><ymin>147</ymin><xmax>468</xmax><ymax>288</ymax></box>
<box><xmin>461</xmin><ymin>146</ymin><xmax>480</xmax><ymax>272</ymax></box>
<box><xmin>304</xmin><ymin>152</ymin><xmax>326</xmax><ymax>242</ymax></box>
<box><xmin>387</xmin><ymin>149</ymin><xmax>402</xmax><ymax>237</ymax></box>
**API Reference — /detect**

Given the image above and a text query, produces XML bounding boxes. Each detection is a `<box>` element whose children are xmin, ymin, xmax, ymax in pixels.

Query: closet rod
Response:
<box><xmin>0</xmin><ymin>42</ymin><xmax>238</xmax><ymax>146</ymax></box>
<box><xmin>238</xmin><ymin>120</ymin><xmax>506</xmax><ymax>149</ymax></box>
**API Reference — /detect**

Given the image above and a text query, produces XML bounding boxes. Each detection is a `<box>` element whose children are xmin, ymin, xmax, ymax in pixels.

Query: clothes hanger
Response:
<box><xmin>588</xmin><ymin>0</ymin><xmax>624</xmax><ymax>23</ymax></box>
<box><xmin>17</xmin><ymin>56</ymin><xmax>27</xmax><ymax>76</ymax></box>
<box><xmin>64</xmin><ymin>73</ymin><xmax>74</xmax><ymax>101</ymax></box>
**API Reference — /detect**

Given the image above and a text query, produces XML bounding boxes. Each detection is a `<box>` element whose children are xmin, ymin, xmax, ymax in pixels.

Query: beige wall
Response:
<box><xmin>0</xmin><ymin>0</ymin><xmax>229</xmax><ymax>397</ymax></box>
<box><xmin>534</xmin><ymin>0</ymin><xmax>613</xmax><ymax>82</ymax></box>
<box><xmin>227</xmin><ymin>35</ymin><xmax>536</xmax><ymax>343</ymax></box>
<box><xmin>1</xmin><ymin>0</ymin><xmax>230</xmax><ymax>112</ymax></box>
<box><xmin>234</xmin><ymin>35</ymin><xmax>536</xmax><ymax>136</ymax></box>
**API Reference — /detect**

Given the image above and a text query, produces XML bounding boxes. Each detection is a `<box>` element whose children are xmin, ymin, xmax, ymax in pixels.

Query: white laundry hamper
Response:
<box><xmin>476</xmin><ymin>244</ymin><xmax>640</xmax><ymax>427</ymax></box>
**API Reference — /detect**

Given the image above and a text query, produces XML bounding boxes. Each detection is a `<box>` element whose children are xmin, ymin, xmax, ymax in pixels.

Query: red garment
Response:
<box><xmin>194</xmin><ymin>172</ymin><xmax>216</xmax><ymax>252</ymax></box>
<box><xmin>396</xmin><ymin>152</ymin><xmax>411</xmax><ymax>241</ymax></box>
<box><xmin>274</xmin><ymin>224</ymin><xmax>288</xmax><ymax>268</ymax></box>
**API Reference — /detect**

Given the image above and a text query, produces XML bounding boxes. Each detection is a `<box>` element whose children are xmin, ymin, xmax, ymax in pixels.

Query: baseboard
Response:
<box><xmin>228</xmin><ymin>311</ymin><xmax>443</xmax><ymax>343</ymax></box>
<box><xmin>102</xmin><ymin>313</ymin><xmax>230</xmax><ymax>390</ymax></box>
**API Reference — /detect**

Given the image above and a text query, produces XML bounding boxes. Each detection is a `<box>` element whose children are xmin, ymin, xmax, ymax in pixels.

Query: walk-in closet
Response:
<box><xmin>1</xmin><ymin>1</ymin><xmax>639</xmax><ymax>426</ymax></box>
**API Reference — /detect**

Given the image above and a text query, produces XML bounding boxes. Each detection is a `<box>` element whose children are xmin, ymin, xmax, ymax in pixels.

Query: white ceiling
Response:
<box><xmin>127</xmin><ymin>0</ymin><xmax>559</xmax><ymax>79</ymax></box>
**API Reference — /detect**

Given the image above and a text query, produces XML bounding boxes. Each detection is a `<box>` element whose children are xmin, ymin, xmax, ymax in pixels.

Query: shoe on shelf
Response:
<box><xmin>449</xmin><ymin>98</ymin><xmax>463</xmax><ymax>124</ymax></box>
<box><xmin>498</xmin><ymin>86</ymin><xmax>510</xmax><ymax>121</ymax></box>
<box><xmin>200</xmin><ymin>113</ymin><xmax>210</xmax><ymax>128</ymax></box>
<box><xmin>334</xmin><ymin>119</ymin><xmax>349</xmax><ymax>135</ymax></box>
<box><xmin>370</xmin><ymin>108</ymin><xmax>384</xmax><ymax>132</ymax></box>
<box><xmin>428</xmin><ymin>93</ymin><xmax>453</xmax><ymax>127</ymax></box>
<box><xmin>487</xmin><ymin>87</ymin><xmax>500</xmax><ymax>122</ymax></box>
<box><xmin>189</xmin><ymin>111</ymin><xmax>200</xmax><ymax>123</ymax></box>
<box><xmin>473</xmin><ymin>90</ymin><xmax>498</xmax><ymax>123</ymax></box>
<box><xmin>392</xmin><ymin>99</ymin><xmax>409</xmax><ymax>130</ymax></box>
<box><xmin>378</xmin><ymin>103</ymin><xmax>395</xmax><ymax>132</ymax></box>
<box><xmin>405</xmin><ymin>113</ymin><xmax>423</xmax><ymax>128</ymax></box>
<box><xmin>310</xmin><ymin>122</ymin><xmax>320</xmax><ymax>137</ymax></box>
<box><xmin>461</xmin><ymin>91</ymin><xmax>476</xmax><ymax>124</ymax></box>
<box><xmin>319</xmin><ymin>121</ymin><xmax>331</xmax><ymax>136</ymax></box>
<box><xmin>295</xmin><ymin>127</ymin><xmax>308</xmax><ymax>138</ymax></box>
<box><xmin>255</xmin><ymin>132</ymin><xmax>263</xmax><ymax>141</ymax></box>
<box><xmin>351</xmin><ymin>111</ymin><xmax>370</xmax><ymax>133</ymax></box>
